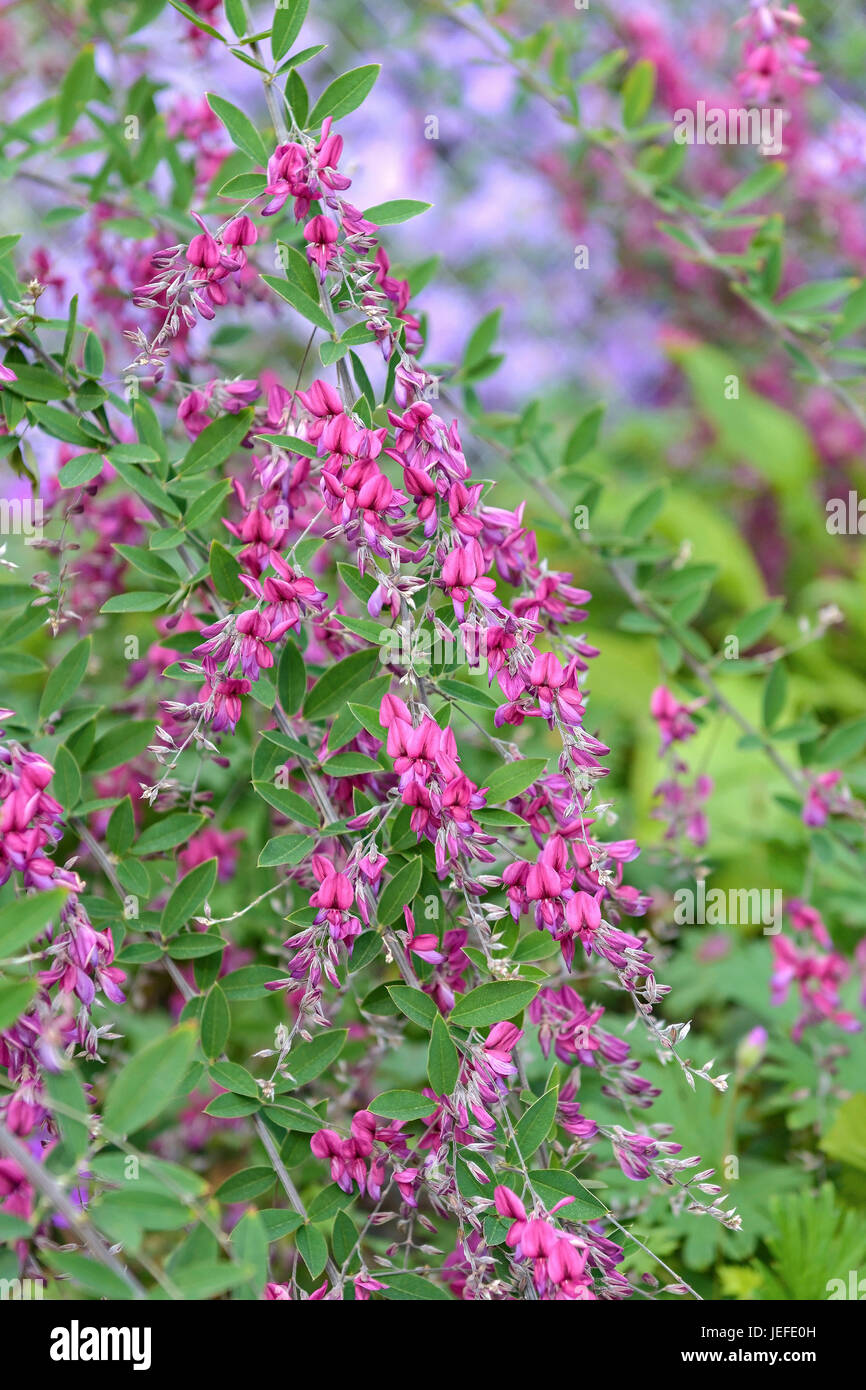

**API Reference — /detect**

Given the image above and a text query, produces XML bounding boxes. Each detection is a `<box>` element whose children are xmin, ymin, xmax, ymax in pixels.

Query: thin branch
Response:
<box><xmin>0</xmin><ymin>1121</ymin><xmax>147</xmax><ymax>1299</ymax></box>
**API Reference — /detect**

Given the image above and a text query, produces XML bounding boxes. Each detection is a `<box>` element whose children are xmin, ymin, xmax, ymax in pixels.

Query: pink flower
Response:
<box><xmin>208</xmin><ymin>676</ymin><xmax>250</xmax><ymax>733</ymax></box>
<box><xmin>186</xmin><ymin>214</ymin><xmax>221</xmax><ymax>269</ymax></box>
<box><xmin>802</xmin><ymin>770</ymin><xmax>841</xmax><ymax>827</ymax></box>
<box><xmin>650</xmin><ymin>685</ymin><xmax>702</xmax><ymax>749</ymax></box>
<box><xmin>304</xmin><ymin>214</ymin><xmax>339</xmax><ymax>282</ymax></box>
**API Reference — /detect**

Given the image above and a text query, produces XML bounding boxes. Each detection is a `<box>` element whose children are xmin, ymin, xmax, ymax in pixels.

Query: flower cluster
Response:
<box><xmin>650</xmin><ymin>685</ymin><xmax>712</xmax><ymax>850</ymax></box>
<box><xmin>0</xmin><ymin>715</ymin><xmax>124</xmax><ymax>1171</ymax></box>
<box><xmin>771</xmin><ymin>901</ymin><xmax>861</xmax><ymax>1041</ymax></box>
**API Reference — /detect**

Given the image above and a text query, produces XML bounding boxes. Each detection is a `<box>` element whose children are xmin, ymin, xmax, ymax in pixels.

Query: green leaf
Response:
<box><xmin>95</xmin><ymin>1189</ymin><xmax>190</xmax><ymax>1239</ymax></box>
<box><xmin>463</xmin><ymin>309</ymin><xmax>501</xmax><ymax>371</ymax></box>
<box><xmin>348</xmin><ymin>929</ymin><xmax>381</xmax><ymax>971</ymax></box>
<box><xmin>258</xmin><ymin>833</ymin><xmax>315</xmax><ymax>868</ymax></box>
<box><xmin>100</xmin><ymin>590</ymin><xmax>169</xmax><ymax>614</ymax></box>
<box><xmin>207</xmin><ymin>93</ymin><xmax>269</xmax><ymax>164</ymax></box>
<box><xmin>183</xmin><ymin>478</ymin><xmax>233</xmax><ymax>530</ymax></box>
<box><xmin>223</xmin><ymin>0</ymin><xmax>246</xmax><ymax>37</ymax></box>
<box><xmin>814</xmin><ymin>718</ymin><xmax>866</xmax><ymax>769</ymax></box>
<box><xmin>820</xmin><ymin>1094</ymin><xmax>866</xmax><ymax>1172</ymax></box>
<box><xmin>108</xmin><ymin>455</ymin><xmax>180</xmax><ymax>517</ymax></box>
<box><xmin>44</xmin><ymin>1251</ymin><xmax>133</xmax><ymax>1300</ymax></box>
<box><xmin>721</xmin><ymin>161</ymin><xmax>786</xmax><ymax>211</ymax></box>
<box><xmin>564</xmin><ymin>404</ymin><xmax>604</xmax><ymax>465</ymax></box>
<box><xmin>209</xmin><ymin>539</ymin><xmax>245</xmax><ymax>601</ymax></box>
<box><xmin>210</xmin><ymin>1061</ymin><xmax>260</xmax><ymax>1098</ymax></box>
<box><xmin>449</xmin><ymin>980</ymin><xmax>538</xmax><ymax>1029</ymax></box>
<box><xmin>528</xmin><ymin>1167</ymin><xmax>608</xmax><ymax>1216</ymax></box>
<box><xmin>833</xmin><ymin>281</ymin><xmax>866</xmax><ymax>341</ymax></box>
<box><xmin>25</xmin><ymin>403</ymin><xmax>104</xmax><ymax>447</ymax></box>
<box><xmin>51</xmin><ymin>744</ymin><xmax>81</xmax><ymax>810</ymax></box>
<box><xmin>82</xmin><ymin>329</ymin><xmax>105</xmax><ymax>378</ymax></box>
<box><xmin>379</xmin><ymin>1271</ymin><xmax>452</xmax><ymax>1301</ymax></box>
<box><xmin>89</xmin><ymin>1152</ymin><xmax>206</xmax><ymax>1199</ymax></box>
<box><xmin>218</xmin><ymin>171</ymin><xmax>267</xmax><ymax>199</ymax></box>
<box><xmin>272</xmin><ymin>0</ymin><xmax>309</xmax><ymax>60</ymax></box>
<box><xmin>732</xmin><ymin>600</ymin><xmax>784</xmax><ymax>650</ymax></box>
<box><xmin>369</xmin><ymin>1089</ymin><xmax>434</xmax><ymax>1121</ymax></box>
<box><xmin>167</xmin><ymin>0</ymin><xmax>226</xmax><ymax>42</ymax></box>
<box><xmin>388</xmin><ymin>984</ymin><xmax>438</xmax><ymax>1029</ymax></box>
<box><xmin>0</xmin><ymin>1212</ymin><xmax>31</xmax><ymax>1240</ymax></box>
<box><xmin>104</xmin><ymin>1023</ymin><xmax>197</xmax><ymax>1135</ymax></box>
<box><xmin>321</xmin><ymin>752</ymin><xmax>381</xmax><ymax>775</ymax></box>
<box><xmin>308</xmin><ymin>64</ymin><xmax>380</xmax><ymax>125</ymax></box>
<box><xmin>777</xmin><ymin>279</ymin><xmax>853</xmax><ymax>316</ymax></box>
<box><xmin>44</xmin><ymin>1066</ymin><xmax>89</xmax><ymax>1161</ymax></box>
<box><xmin>205</xmin><ymin>1092</ymin><xmax>260</xmax><ymax>1119</ymax></box>
<box><xmin>177</xmin><ymin>409</ymin><xmax>254</xmax><ymax>475</ymax></box>
<box><xmin>280</xmin><ymin>241</ymin><xmax>319</xmax><ymax>299</ymax></box>
<box><xmin>377</xmin><ymin>855</ymin><xmax>424</xmax><ymax>924</ymax></box>
<box><xmin>762</xmin><ymin>661</ymin><xmax>787</xmax><ymax>731</ymax></box>
<box><xmin>303</xmin><ymin>648</ymin><xmax>378</xmax><ymax>720</ymax></box>
<box><xmin>230</xmin><ymin>1208</ymin><xmax>269</xmax><ymax>1295</ymax></box>
<box><xmin>58</xmin><ymin>46</ymin><xmax>96</xmax><ymax>136</ymax></box>
<box><xmin>260</xmin><ymin>274</ymin><xmax>332</xmax><ymax>332</ymax></box>
<box><xmin>3</xmin><ymin>364</ymin><xmax>69</xmax><ymax>401</ymax></box>
<box><xmin>277</xmin><ymin>639</ymin><xmax>306</xmax><ymax>714</ymax></box>
<box><xmin>133</xmin><ymin>813</ymin><xmax>204</xmax><ymax>856</ymax></box>
<box><xmin>513</xmin><ymin>931</ymin><xmax>560</xmax><ymax>962</ymax></box>
<box><xmin>166</xmin><ymin>933</ymin><xmax>226</xmax><ymax>959</ymax></box>
<box><xmin>254</xmin><ymin>431</ymin><xmax>317</xmax><ymax>457</ymax></box>
<box><xmin>0</xmin><ymin>584</ymin><xmax>33</xmax><ymax>613</ymax></box>
<box><xmin>247</xmin><ymin>1212</ymin><xmax>300</xmax><ymax>1251</ymax></box>
<box><xmin>286</xmin><ymin>66</ymin><xmax>309</xmax><ymax>125</ymax></box>
<box><xmin>253</xmin><ymin>781</ymin><xmax>319</xmax><ymax>827</ymax></box>
<box><xmin>331</xmin><ymin>1209</ymin><xmax>357</xmax><ymax>1264</ymax></box>
<box><xmin>624</xmin><ymin>487</ymin><xmax>666</xmax><ymax>539</ymax></box>
<box><xmin>307</xmin><ymin>1183</ymin><xmax>352</xmax><ymax>1223</ymax></box>
<box><xmin>362</xmin><ymin>198</ymin><xmax>431</xmax><ymax>226</ymax></box>
<box><xmin>87</xmin><ymin>721</ymin><xmax>153</xmax><ymax>774</ymax></box>
<box><xmin>348</xmin><ymin>702</ymin><xmax>384</xmax><ymax>738</ymax></box>
<box><xmin>0</xmin><ymin>978</ymin><xmax>37</xmax><ymax>1031</ymax></box>
<box><xmin>319</xmin><ymin>340</ymin><xmax>349</xmax><ymax>366</ymax></box>
<box><xmin>279</xmin><ymin>1029</ymin><xmax>348</xmax><ymax>1087</ymax></box>
<box><xmin>513</xmin><ymin>1087</ymin><xmax>558</xmax><ymax>1161</ymax></box>
<box><xmin>621</xmin><ymin>58</ymin><xmax>655</xmax><ymax>128</ymax></box>
<box><xmin>58</xmin><ymin>452</ymin><xmax>105</xmax><ymax>487</ymax></box>
<box><xmin>295</xmin><ymin>1222</ymin><xmax>328</xmax><ymax>1278</ymax></box>
<box><xmin>427</xmin><ymin>1013</ymin><xmax>458</xmax><ymax>1096</ymax></box>
<box><xmin>215</xmin><ymin>1167</ymin><xmax>274</xmax><ymax>1203</ymax></box>
<box><xmin>201</xmin><ymin>985</ymin><xmax>231</xmax><ymax>1060</ymax></box>
<box><xmin>350</xmin><ymin>349</ymin><xmax>376</xmax><ymax>411</ymax></box>
<box><xmin>172</xmin><ymin>1260</ymin><xmax>257</xmax><ymax>1300</ymax></box>
<box><xmin>161</xmin><ymin>858</ymin><xmax>218</xmax><ymax>934</ymax></box>
<box><xmin>264</xmin><ymin>1096</ymin><xmax>323</xmax><ymax>1132</ymax></box>
<box><xmin>39</xmin><ymin>637</ymin><xmax>91</xmax><ymax>720</ymax></box>
<box><xmin>220</xmin><ymin>965</ymin><xmax>276</xmax><ymax>1001</ymax></box>
<box><xmin>484</xmin><ymin>758</ymin><xmax>547</xmax><ymax>803</ymax></box>
<box><xmin>0</xmin><ymin>888</ymin><xmax>67</xmax><ymax>959</ymax></box>
<box><xmin>106</xmin><ymin>797</ymin><xmax>135</xmax><ymax>858</ymax></box>
<box><xmin>114</xmin><ymin>543</ymin><xmax>178</xmax><ymax>583</ymax></box>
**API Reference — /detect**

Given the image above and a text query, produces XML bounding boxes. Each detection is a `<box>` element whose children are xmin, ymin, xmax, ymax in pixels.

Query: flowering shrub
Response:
<box><xmin>1</xmin><ymin>0</ymin><xmax>865</xmax><ymax>1305</ymax></box>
